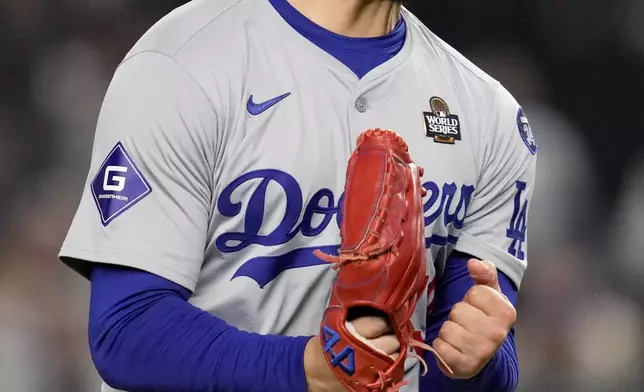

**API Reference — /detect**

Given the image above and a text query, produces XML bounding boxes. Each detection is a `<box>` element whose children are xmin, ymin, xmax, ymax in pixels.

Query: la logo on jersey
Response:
<box><xmin>423</xmin><ymin>96</ymin><xmax>461</xmax><ymax>144</ymax></box>
<box><xmin>91</xmin><ymin>142</ymin><xmax>152</xmax><ymax>226</ymax></box>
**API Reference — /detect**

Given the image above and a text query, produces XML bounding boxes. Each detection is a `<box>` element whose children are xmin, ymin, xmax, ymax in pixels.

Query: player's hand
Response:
<box><xmin>432</xmin><ymin>259</ymin><xmax>516</xmax><ymax>379</ymax></box>
<box><xmin>304</xmin><ymin>316</ymin><xmax>399</xmax><ymax>392</ymax></box>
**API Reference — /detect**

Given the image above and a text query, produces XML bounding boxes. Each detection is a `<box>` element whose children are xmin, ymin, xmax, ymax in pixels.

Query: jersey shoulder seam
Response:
<box><xmin>116</xmin><ymin>50</ymin><xmax>217</xmax><ymax>113</ymax></box>
<box><xmin>430</xmin><ymin>39</ymin><xmax>500</xmax><ymax>89</ymax></box>
<box><xmin>113</xmin><ymin>50</ymin><xmax>219</xmax><ymax>167</ymax></box>
<box><xmin>480</xmin><ymin>84</ymin><xmax>503</xmax><ymax>144</ymax></box>
<box><xmin>406</xmin><ymin>14</ymin><xmax>500</xmax><ymax>90</ymax></box>
<box><xmin>173</xmin><ymin>0</ymin><xmax>245</xmax><ymax>56</ymax></box>
<box><xmin>121</xmin><ymin>0</ymin><xmax>244</xmax><ymax>62</ymax></box>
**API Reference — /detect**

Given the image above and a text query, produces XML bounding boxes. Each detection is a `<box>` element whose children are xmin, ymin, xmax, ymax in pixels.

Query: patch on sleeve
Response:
<box><xmin>91</xmin><ymin>142</ymin><xmax>152</xmax><ymax>226</ymax></box>
<box><xmin>517</xmin><ymin>108</ymin><xmax>537</xmax><ymax>155</ymax></box>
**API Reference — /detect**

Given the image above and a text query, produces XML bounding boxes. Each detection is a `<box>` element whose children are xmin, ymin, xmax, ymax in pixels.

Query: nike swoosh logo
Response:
<box><xmin>247</xmin><ymin>92</ymin><xmax>291</xmax><ymax>116</ymax></box>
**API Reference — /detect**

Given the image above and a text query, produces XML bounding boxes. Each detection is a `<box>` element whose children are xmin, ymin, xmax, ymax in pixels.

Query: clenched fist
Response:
<box><xmin>432</xmin><ymin>259</ymin><xmax>517</xmax><ymax>379</ymax></box>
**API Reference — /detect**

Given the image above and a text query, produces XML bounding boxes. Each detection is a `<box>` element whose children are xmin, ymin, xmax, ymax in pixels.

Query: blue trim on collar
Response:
<box><xmin>269</xmin><ymin>0</ymin><xmax>406</xmax><ymax>78</ymax></box>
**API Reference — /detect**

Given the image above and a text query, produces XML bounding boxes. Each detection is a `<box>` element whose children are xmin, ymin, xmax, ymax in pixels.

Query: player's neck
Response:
<box><xmin>287</xmin><ymin>0</ymin><xmax>401</xmax><ymax>37</ymax></box>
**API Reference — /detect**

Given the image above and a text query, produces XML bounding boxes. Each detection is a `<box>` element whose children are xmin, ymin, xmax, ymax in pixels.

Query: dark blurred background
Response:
<box><xmin>0</xmin><ymin>0</ymin><xmax>643</xmax><ymax>391</ymax></box>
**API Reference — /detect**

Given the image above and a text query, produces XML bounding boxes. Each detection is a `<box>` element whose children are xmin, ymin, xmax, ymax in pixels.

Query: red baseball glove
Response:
<box><xmin>315</xmin><ymin>129</ymin><xmax>450</xmax><ymax>392</ymax></box>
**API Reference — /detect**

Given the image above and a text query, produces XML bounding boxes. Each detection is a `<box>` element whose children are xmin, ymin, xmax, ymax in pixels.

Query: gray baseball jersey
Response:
<box><xmin>59</xmin><ymin>0</ymin><xmax>537</xmax><ymax>391</ymax></box>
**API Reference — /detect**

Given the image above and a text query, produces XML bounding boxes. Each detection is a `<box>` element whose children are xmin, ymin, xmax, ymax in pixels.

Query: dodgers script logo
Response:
<box><xmin>216</xmin><ymin>169</ymin><xmax>474</xmax><ymax>288</ymax></box>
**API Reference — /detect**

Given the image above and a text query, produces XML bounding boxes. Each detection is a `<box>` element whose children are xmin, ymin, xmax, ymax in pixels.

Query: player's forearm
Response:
<box><xmin>89</xmin><ymin>265</ymin><xmax>311</xmax><ymax>392</ymax></box>
<box><xmin>421</xmin><ymin>332</ymin><xmax>519</xmax><ymax>392</ymax></box>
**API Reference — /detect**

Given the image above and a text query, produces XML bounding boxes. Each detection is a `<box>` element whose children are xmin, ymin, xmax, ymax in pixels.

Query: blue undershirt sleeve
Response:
<box><xmin>420</xmin><ymin>252</ymin><xmax>519</xmax><ymax>392</ymax></box>
<box><xmin>89</xmin><ymin>265</ymin><xmax>311</xmax><ymax>392</ymax></box>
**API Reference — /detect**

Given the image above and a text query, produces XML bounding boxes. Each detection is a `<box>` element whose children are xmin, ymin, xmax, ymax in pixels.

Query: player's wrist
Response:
<box><xmin>303</xmin><ymin>335</ymin><xmax>339</xmax><ymax>392</ymax></box>
<box><xmin>304</xmin><ymin>336</ymin><xmax>326</xmax><ymax>392</ymax></box>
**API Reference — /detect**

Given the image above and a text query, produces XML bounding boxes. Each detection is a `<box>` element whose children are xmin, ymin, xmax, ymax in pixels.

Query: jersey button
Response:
<box><xmin>355</xmin><ymin>96</ymin><xmax>368</xmax><ymax>113</ymax></box>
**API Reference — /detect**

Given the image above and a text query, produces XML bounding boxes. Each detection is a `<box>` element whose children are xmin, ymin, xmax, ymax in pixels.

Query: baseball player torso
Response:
<box><xmin>57</xmin><ymin>0</ymin><xmax>536</xmax><ymax>390</ymax></box>
<box><xmin>167</xmin><ymin>0</ymin><xmax>488</xmax><ymax>338</ymax></box>
<box><xmin>100</xmin><ymin>0</ymin><xmax>501</xmax><ymax>389</ymax></box>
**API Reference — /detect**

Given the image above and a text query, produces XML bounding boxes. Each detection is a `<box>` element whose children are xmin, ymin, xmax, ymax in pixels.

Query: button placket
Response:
<box><xmin>354</xmin><ymin>96</ymin><xmax>368</xmax><ymax>113</ymax></box>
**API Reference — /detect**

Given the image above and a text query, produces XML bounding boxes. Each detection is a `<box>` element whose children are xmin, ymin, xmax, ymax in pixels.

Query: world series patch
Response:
<box><xmin>423</xmin><ymin>96</ymin><xmax>461</xmax><ymax>144</ymax></box>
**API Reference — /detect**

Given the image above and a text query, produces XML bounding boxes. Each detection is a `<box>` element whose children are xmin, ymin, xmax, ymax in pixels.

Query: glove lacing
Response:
<box><xmin>316</xmin><ymin>253</ymin><xmax>452</xmax><ymax>392</ymax></box>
